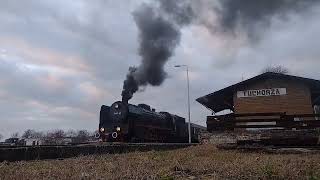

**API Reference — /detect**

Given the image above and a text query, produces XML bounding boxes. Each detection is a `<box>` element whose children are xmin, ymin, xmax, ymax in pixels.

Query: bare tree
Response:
<box><xmin>75</xmin><ymin>130</ymin><xmax>90</xmax><ymax>143</ymax></box>
<box><xmin>262</xmin><ymin>65</ymin><xmax>289</xmax><ymax>74</ymax></box>
<box><xmin>47</xmin><ymin>129</ymin><xmax>65</xmax><ymax>139</ymax></box>
<box><xmin>65</xmin><ymin>129</ymin><xmax>77</xmax><ymax>137</ymax></box>
<box><xmin>22</xmin><ymin>129</ymin><xmax>35</xmax><ymax>139</ymax></box>
<box><xmin>22</xmin><ymin>129</ymin><xmax>44</xmax><ymax>139</ymax></box>
<box><xmin>11</xmin><ymin>132</ymin><xmax>19</xmax><ymax>138</ymax></box>
<box><xmin>35</xmin><ymin>131</ymin><xmax>44</xmax><ymax>138</ymax></box>
<box><xmin>43</xmin><ymin>129</ymin><xmax>66</xmax><ymax>145</ymax></box>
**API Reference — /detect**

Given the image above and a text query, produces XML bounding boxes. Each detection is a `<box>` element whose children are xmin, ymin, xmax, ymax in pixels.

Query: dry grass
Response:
<box><xmin>1</xmin><ymin>145</ymin><xmax>320</xmax><ymax>179</ymax></box>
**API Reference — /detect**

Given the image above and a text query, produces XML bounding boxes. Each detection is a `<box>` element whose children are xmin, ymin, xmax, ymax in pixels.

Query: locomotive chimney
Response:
<box><xmin>122</xmin><ymin>91</ymin><xmax>132</xmax><ymax>105</ymax></box>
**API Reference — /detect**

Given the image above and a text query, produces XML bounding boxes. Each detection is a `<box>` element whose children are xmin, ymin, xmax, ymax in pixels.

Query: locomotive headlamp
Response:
<box><xmin>100</xmin><ymin>127</ymin><xmax>105</xmax><ymax>132</ymax></box>
<box><xmin>116</xmin><ymin>127</ymin><xmax>121</xmax><ymax>132</ymax></box>
<box><xmin>115</xmin><ymin>104</ymin><xmax>119</xmax><ymax>109</ymax></box>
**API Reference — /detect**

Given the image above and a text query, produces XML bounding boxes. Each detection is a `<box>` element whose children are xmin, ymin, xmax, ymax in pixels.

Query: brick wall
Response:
<box><xmin>233</xmin><ymin>78</ymin><xmax>314</xmax><ymax>115</ymax></box>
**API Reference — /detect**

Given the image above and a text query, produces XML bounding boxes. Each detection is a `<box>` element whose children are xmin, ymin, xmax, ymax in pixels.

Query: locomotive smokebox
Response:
<box><xmin>110</xmin><ymin>101</ymin><xmax>128</xmax><ymax>123</ymax></box>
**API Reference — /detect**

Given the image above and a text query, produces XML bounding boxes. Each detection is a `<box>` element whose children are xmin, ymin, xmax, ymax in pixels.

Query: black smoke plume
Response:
<box><xmin>122</xmin><ymin>4</ymin><xmax>181</xmax><ymax>102</ymax></box>
<box><xmin>122</xmin><ymin>0</ymin><xmax>319</xmax><ymax>102</ymax></box>
<box><xmin>214</xmin><ymin>0</ymin><xmax>319</xmax><ymax>40</ymax></box>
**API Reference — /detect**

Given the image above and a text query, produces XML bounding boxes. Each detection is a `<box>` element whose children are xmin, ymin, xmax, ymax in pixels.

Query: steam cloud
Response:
<box><xmin>122</xmin><ymin>0</ymin><xmax>319</xmax><ymax>102</ymax></box>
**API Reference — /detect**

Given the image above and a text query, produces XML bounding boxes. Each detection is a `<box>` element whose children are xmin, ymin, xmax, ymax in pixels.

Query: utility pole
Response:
<box><xmin>175</xmin><ymin>65</ymin><xmax>191</xmax><ymax>143</ymax></box>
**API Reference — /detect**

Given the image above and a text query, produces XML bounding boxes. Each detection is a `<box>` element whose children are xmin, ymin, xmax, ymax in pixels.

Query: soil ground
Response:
<box><xmin>0</xmin><ymin>144</ymin><xmax>320</xmax><ymax>179</ymax></box>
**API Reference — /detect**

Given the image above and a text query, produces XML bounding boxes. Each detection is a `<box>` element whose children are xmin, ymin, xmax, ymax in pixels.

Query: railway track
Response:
<box><xmin>0</xmin><ymin>143</ymin><xmax>197</xmax><ymax>162</ymax></box>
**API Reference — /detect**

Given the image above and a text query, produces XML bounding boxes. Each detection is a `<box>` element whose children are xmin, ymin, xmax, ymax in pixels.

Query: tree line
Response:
<box><xmin>1</xmin><ymin>129</ymin><xmax>97</xmax><ymax>144</ymax></box>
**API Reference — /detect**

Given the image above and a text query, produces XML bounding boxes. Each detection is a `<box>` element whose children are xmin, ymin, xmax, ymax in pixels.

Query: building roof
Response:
<box><xmin>196</xmin><ymin>72</ymin><xmax>320</xmax><ymax>113</ymax></box>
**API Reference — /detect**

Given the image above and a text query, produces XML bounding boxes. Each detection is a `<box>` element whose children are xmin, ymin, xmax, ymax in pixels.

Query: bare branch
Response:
<box><xmin>262</xmin><ymin>65</ymin><xmax>289</xmax><ymax>74</ymax></box>
<box><xmin>11</xmin><ymin>132</ymin><xmax>19</xmax><ymax>138</ymax></box>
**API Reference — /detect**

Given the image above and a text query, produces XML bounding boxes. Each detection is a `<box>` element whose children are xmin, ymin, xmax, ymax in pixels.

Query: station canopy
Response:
<box><xmin>196</xmin><ymin>72</ymin><xmax>320</xmax><ymax>113</ymax></box>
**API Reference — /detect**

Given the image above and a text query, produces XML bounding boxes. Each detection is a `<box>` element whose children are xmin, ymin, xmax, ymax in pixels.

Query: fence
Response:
<box><xmin>207</xmin><ymin>112</ymin><xmax>320</xmax><ymax>132</ymax></box>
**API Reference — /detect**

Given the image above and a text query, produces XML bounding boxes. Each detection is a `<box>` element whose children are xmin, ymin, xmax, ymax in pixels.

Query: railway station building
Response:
<box><xmin>196</xmin><ymin>72</ymin><xmax>320</xmax><ymax>131</ymax></box>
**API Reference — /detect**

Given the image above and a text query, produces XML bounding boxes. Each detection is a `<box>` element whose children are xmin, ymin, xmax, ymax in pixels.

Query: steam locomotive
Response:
<box><xmin>97</xmin><ymin>101</ymin><xmax>205</xmax><ymax>143</ymax></box>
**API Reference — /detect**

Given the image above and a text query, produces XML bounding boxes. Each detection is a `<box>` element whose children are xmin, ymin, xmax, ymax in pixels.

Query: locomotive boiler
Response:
<box><xmin>97</xmin><ymin>101</ymin><xmax>204</xmax><ymax>143</ymax></box>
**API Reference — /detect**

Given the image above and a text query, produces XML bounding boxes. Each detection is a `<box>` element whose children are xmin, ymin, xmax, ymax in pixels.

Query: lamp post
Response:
<box><xmin>174</xmin><ymin>65</ymin><xmax>191</xmax><ymax>143</ymax></box>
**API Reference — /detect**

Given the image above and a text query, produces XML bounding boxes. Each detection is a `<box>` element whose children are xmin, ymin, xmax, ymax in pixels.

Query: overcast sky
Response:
<box><xmin>1</xmin><ymin>0</ymin><xmax>320</xmax><ymax>138</ymax></box>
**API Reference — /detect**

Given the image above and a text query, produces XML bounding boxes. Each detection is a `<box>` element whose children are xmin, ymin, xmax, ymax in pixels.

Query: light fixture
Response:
<box><xmin>100</xmin><ymin>127</ymin><xmax>105</xmax><ymax>132</ymax></box>
<box><xmin>116</xmin><ymin>127</ymin><xmax>121</xmax><ymax>132</ymax></box>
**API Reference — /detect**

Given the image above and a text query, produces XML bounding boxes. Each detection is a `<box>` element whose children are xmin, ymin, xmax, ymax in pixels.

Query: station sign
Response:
<box><xmin>237</xmin><ymin>88</ymin><xmax>287</xmax><ymax>98</ymax></box>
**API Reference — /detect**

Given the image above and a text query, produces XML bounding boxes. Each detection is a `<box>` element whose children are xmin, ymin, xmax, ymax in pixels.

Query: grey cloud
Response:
<box><xmin>0</xmin><ymin>0</ymin><xmax>320</xmax><ymax>138</ymax></box>
<box><xmin>0</xmin><ymin>0</ymin><xmax>139</xmax><ymax>79</ymax></box>
<box><xmin>0</xmin><ymin>57</ymin><xmax>89</xmax><ymax>109</ymax></box>
<box><xmin>158</xmin><ymin>0</ymin><xmax>195</xmax><ymax>26</ymax></box>
<box><xmin>0</xmin><ymin>1</ymin><xmax>141</xmax><ymax>138</ymax></box>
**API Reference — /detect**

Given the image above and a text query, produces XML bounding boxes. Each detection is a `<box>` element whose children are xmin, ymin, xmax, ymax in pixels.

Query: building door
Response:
<box><xmin>314</xmin><ymin>105</ymin><xmax>320</xmax><ymax>120</ymax></box>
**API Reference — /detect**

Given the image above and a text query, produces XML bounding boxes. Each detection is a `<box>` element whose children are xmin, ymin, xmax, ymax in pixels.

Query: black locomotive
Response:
<box><xmin>97</xmin><ymin>101</ymin><xmax>205</xmax><ymax>143</ymax></box>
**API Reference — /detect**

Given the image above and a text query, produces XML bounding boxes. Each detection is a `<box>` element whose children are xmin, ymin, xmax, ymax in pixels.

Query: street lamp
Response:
<box><xmin>174</xmin><ymin>65</ymin><xmax>191</xmax><ymax>144</ymax></box>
